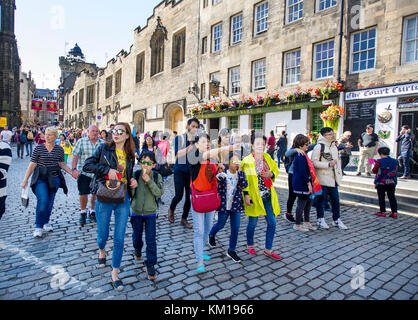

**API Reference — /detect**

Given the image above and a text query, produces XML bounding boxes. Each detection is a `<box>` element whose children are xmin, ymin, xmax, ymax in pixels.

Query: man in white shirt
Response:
<box><xmin>0</xmin><ymin>126</ymin><xmax>13</xmax><ymax>144</ymax></box>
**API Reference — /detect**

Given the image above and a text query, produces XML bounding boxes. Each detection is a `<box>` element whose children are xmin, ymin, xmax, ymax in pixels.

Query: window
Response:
<box><xmin>402</xmin><ymin>15</ymin><xmax>418</xmax><ymax>64</ymax></box>
<box><xmin>136</xmin><ymin>53</ymin><xmax>145</xmax><ymax>82</ymax></box>
<box><xmin>202</xmin><ymin>37</ymin><xmax>208</xmax><ymax>54</ymax></box>
<box><xmin>87</xmin><ymin>85</ymin><xmax>95</xmax><ymax>104</ymax></box>
<box><xmin>313</xmin><ymin>40</ymin><xmax>334</xmax><ymax>80</ymax></box>
<box><xmin>292</xmin><ymin>109</ymin><xmax>301</xmax><ymax>120</ymax></box>
<box><xmin>252</xmin><ymin>59</ymin><xmax>266</xmax><ymax>91</ymax></box>
<box><xmin>212</xmin><ymin>23</ymin><xmax>222</xmax><ymax>53</ymax></box>
<box><xmin>231</xmin><ymin>14</ymin><xmax>243</xmax><ymax>44</ymax></box>
<box><xmin>213</xmin><ymin>0</ymin><xmax>221</xmax><ymax>4</ymax></box>
<box><xmin>311</xmin><ymin>108</ymin><xmax>327</xmax><ymax>132</ymax></box>
<box><xmin>105</xmin><ymin>76</ymin><xmax>113</xmax><ymax>99</ymax></box>
<box><xmin>203</xmin><ymin>0</ymin><xmax>208</xmax><ymax>8</ymax></box>
<box><xmin>252</xmin><ymin>114</ymin><xmax>264</xmax><ymax>130</ymax></box>
<box><xmin>255</xmin><ymin>2</ymin><xmax>268</xmax><ymax>34</ymax></box>
<box><xmin>79</xmin><ymin>89</ymin><xmax>84</xmax><ymax>106</ymax></box>
<box><xmin>72</xmin><ymin>95</ymin><xmax>75</xmax><ymax>112</ymax></box>
<box><xmin>151</xmin><ymin>30</ymin><xmax>165</xmax><ymax>76</ymax></box>
<box><xmin>350</xmin><ymin>28</ymin><xmax>376</xmax><ymax>73</ymax></box>
<box><xmin>286</xmin><ymin>0</ymin><xmax>303</xmax><ymax>24</ymax></box>
<box><xmin>284</xmin><ymin>50</ymin><xmax>301</xmax><ymax>85</ymax></box>
<box><xmin>229</xmin><ymin>66</ymin><xmax>241</xmax><ymax>96</ymax></box>
<box><xmin>75</xmin><ymin>92</ymin><xmax>78</xmax><ymax>109</ymax></box>
<box><xmin>172</xmin><ymin>29</ymin><xmax>186</xmax><ymax>68</ymax></box>
<box><xmin>229</xmin><ymin>116</ymin><xmax>238</xmax><ymax>129</ymax></box>
<box><xmin>316</xmin><ymin>0</ymin><xmax>337</xmax><ymax>12</ymax></box>
<box><xmin>115</xmin><ymin>69</ymin><xmax>122</xmax><ymax>94</ymax></box>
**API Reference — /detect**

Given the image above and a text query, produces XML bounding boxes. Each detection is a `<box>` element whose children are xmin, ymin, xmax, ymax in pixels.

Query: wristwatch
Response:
<box><xmin>72</xmin><ymin>168</ymin><xmax>77</xmax><ymax>171</ymax></box>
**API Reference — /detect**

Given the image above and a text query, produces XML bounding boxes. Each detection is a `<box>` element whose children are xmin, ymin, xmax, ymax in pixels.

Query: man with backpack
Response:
<box><xmin>25</xmin><ymin>127</ymin><xmax>35</xmax><ymax>157</ymax></box>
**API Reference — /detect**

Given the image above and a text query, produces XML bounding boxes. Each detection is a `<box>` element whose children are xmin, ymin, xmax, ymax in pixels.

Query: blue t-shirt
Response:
<box><xmin>174</xmin><ymin>133</ymin><xmax>192</xmax><ymax>173</ymax></box>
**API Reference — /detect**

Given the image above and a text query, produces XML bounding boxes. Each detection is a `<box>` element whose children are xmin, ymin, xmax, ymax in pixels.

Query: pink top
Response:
<box><xmin>159</xmin><ymin>140</ymin><xmax>170</xmax><ymax>161</ymax></box>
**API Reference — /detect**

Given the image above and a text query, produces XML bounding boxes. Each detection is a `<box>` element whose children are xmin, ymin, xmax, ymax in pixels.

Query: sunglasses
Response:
<box><xmin>112</xmin><ymin>129</ymin><xmax>126</xmax><ymax>136</ymax></box>
<box><xmin>140</xmin><ymin>160</ymin><xmax>154</xmax><ymax>166</ymax></box>
<box><xmin>230</xmin><ymin>161</ymin><xmax>240</xmax><ymax>164</ymax></box>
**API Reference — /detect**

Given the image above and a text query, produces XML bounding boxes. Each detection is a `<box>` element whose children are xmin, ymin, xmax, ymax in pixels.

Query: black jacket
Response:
<box><xmin>30</xmin><ymin>165</ymin><xmax>68</xmax><ymax>195</ymax></box>
<box><xmin>83</xmin><ymin>143</ymin><xmax>135</xmax><ymax>198</ymax></box>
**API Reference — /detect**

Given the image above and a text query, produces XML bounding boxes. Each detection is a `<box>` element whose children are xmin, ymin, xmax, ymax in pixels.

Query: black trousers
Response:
<box><xmin>295</xmin><ymin>194</ymin><xmax>312</xmax><ymax>225</ymax></box>
<box><xmin>287</xmin><ymin>173</ymin><xmax>297</xmax><ymax>214</ymax></box>
<box><xmin>0</xmin><ymin>196</ymin><xmax>6</xmax><ymax>220</ymax></box>
<box><xmin>341</xmin><ymin>155</ymin><xmax>350</xmax><ymax>172</ymax></box>
<box><xmin>169</xmin><ymin>170</ymin><xmax>191</xmax><ymax>220</ymax></box>
<box><xmin>376</xmin><ymin>185</ymin><xmax>397</xmax><ymax>213</ymax></box>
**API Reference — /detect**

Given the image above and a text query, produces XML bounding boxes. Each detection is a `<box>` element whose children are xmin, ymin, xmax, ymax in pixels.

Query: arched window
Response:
<box><xmin>150</xmin><ymin>17</ymin><xmax>167</xmax><ymax>76</ymax></box>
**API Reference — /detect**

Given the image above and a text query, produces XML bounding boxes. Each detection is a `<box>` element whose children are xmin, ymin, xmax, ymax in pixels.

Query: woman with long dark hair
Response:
<box><xmin>83</xmin><ymin>123</ymin><xmax>138</xmax><ymax>291</ymax></box>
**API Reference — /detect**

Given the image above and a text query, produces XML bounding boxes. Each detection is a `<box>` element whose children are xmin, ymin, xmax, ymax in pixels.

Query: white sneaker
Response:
<box><xmin>303</xmin><ymin>222</ymin><xmax>318</xmax><ymax>231</ymax></box>
<box><xmin>293</xmin><ymin>224</ymin><xmax>309</xmax><ymax>232</ymax></box>
<box><xmin>33</xmin><ymin>228</ymin><xmax>43</xmax><ymax>238</ymax></box>
<box><xmin>317</xmin><ymin>218</ymin><xmax>330</xmax><ymax>229</ymax></box>
<box><xmin>332</xmin><ymin>219</ymin><xmax>348</xmax><ymax>230</ymax></box>
<box><xmin>43</xmin><ymin>224</ymin><xmax>53</xmax><ymax>232</ymax></box>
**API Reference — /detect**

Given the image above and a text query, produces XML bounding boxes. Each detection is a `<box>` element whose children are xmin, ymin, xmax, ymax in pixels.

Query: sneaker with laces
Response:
<box><xmin>303</xmin><ymin>222</ymin><xmax>318</xmax><ymax>231</ymax></box>
<box><xmin>293</xmin><ymin>224</ymin><xmax>309</xmax><ymax>232</ymax></box>
<box><xmin>33</xmin><ymin>228</ymin><xmax>43</xmax><ymax>238</ymax></box>
<box><xmin>208</xmin><ymin>236</ymin><xmax>216</xmax><ymax>248</ymax></box>
<box><xmin>317</xmin><ymin>218</ymin><xmax>330</xmax><ymax>229</ymax></box>
<box><xmin>43</xmin><ymin>224</ymin><xmax>53</xmax><ymax>232</ymax></box>
<box><xmin>227</xmin><ymin>250</ymin><xmax>241</xmax><ymax>263</ymax></box>
<box><xmin>88</xmin><ymin>210</ymin><xmax>96</xmax><ymax>223</ymax></box>
<box><xmin>284</xmin><ymin>213</ymin><xmax>295</xmax><ymax>223</ymax></box>
<box><xmin>332</xmin><ymin>218</ymin><xmax>348</xmax><ymax>230</ymax></box>
<box><xmin>79</xmin><ymin>212</ymin><xmax>87</xmax><ymax>226</ymax></box>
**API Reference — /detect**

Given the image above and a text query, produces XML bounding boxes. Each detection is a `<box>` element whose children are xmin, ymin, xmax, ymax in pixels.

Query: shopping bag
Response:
<box><xmin>21</xmin><ymin>186</ymin><xmax>29</xmax><ymax>208</ymax></box>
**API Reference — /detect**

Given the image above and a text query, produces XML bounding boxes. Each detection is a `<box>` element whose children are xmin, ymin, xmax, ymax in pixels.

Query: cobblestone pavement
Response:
<box><xmin>0</xmin><ymin>156</ymin><xmax>417</xmax><ymax>300</ymax></box>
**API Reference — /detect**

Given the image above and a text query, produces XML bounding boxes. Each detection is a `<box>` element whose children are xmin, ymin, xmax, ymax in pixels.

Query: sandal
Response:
<box><xmin>196</xmin><ymin>263</ymin><xmax>205</xmax><ymax>273</ymax></box>
<box><xmin>247</xmin><ymin>246</ymin><xmax>256</xmax><ymax>255</ymax></box>
<box><xmin>111</xmin><ymin>279</ymin><xmax>124</xmax><ymax>291</ymax></box>
<box><xmin>98</xmin><ymin>253</ymin><xmax>106</xmax><ymax>268</ymax></box>
<box><xmin>203</xmin><ymin>254</ymin><xmax>211</xmax><ymax>261</ymax></box>
<box><xmin>264</xmin><ymin>249</ymin><xmax>281</xmax><ymax>260</ymax></box>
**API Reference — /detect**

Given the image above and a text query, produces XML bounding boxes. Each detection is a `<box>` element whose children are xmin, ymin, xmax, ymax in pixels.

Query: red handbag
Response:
<box><xmin>190</xmin><ymin>163</ymin><xmax>220</xmax><ymax>213</ymax></box>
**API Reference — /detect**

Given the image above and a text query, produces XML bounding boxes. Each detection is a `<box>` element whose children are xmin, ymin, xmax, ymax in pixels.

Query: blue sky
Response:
<box><xmin>15</xmin><ymin>0</ymin><xmax>162</xmax><ymax>89</ymax></box>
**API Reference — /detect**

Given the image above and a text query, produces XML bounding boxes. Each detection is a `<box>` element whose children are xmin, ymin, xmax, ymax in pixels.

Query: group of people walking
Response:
<box><xmin>0</xmin><ymin>114</ymin><xmax>413</xmax><ymax>292</ymax></box>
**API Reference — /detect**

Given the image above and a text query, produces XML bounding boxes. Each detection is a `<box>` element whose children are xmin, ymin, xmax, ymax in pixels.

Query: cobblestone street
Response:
<box><xmin>0</xmin><ymin>156</ymin><xmax>417</xmax><ymax>300</ymax></box>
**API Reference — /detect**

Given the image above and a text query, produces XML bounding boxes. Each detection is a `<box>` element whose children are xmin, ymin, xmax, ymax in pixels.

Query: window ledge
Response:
<box><xmin>254</xmin><ymin>30</ymin><xmax>268</xmax><ymax>38</ymax></box>
<box><xmin>150</xmin><ymin>71</ymin><xmax>164</xmax><ymax>79</ymax></box>
<box><xmin>171</xmin><ymin>63</ymin><xmax>185</xmax><ymax>71</ymax></box>
<box><xmin>284</xmin><ymin>18</ymin><xmax>303</xmax><ymax>27</ymax></box>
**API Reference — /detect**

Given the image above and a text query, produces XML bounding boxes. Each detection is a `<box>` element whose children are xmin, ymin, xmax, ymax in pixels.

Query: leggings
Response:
<box><xmin>287</xmin><ymin>173</ymin><xmax>297</xmax><ymax>214</ymax></box>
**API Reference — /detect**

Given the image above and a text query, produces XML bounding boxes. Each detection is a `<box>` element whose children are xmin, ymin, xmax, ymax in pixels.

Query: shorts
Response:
<box><xmin>77</xmin><ymin>174</ymin><xmax>93</xmax><ymax>195</ymax></box>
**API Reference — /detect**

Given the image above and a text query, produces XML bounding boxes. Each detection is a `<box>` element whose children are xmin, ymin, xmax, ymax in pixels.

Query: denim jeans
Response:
<box><xmin>401</xmin><ymin>151</ymin><xmax>411</xmax><ymax>176</ymax></box>
<box><xmin>246</xmin><ymin>196</ymin><xmax>277</xmax><ymax>251</ymax></box>
<box><xmin>25</xmin><ymin>141</ymin><xmax>33</xmax><ymax>156</ymax></box>
<box><xmin>0</xmin><ymin>196</ymin><xmax>6</xmax><ymax>220</ymax></box>
<box><xmin>130</xmin><ymin>215</ymin><xmax>157</xmax><ymax>267</ymax></box>
<box><xmin>191</xmin><ymin>206</ymin><xmax>215</xmax><ymax>263</ymax></box>
<box><xmin>95</xmin><ymin>191</ymin><xmax>130</xmax><ymax>269</ymax></box>
<box><xmin>316</xmin><ymin>186</ymin><xmax>340</xmax><ymax>221</ymax></box>
<box><xmin>209</xmin><ymin>210</ymin><xmax>241</xmax><ymax>251</ymax></box>
<box><xmin>34</xmin><ymin>177</ymin><xmax>61</xmax><ymax>228</ymax></box>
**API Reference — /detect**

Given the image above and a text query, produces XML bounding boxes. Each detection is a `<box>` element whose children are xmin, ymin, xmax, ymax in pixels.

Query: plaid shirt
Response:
<box><xmin>72</xmin><ymin>137</ymin><xmax>104</xmax><ymax>178</ymax></box>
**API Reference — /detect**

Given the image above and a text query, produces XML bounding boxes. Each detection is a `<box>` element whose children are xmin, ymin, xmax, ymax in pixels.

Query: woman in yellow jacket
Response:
<box><xmin>59</xmin><ymin>133</ymin><xmax>73</xmax><ymax>164</ymax></box>
<box><xmin>241</xmin><ymin>135</ymin><xmax>281</xmax><ymax>260</ymax></box>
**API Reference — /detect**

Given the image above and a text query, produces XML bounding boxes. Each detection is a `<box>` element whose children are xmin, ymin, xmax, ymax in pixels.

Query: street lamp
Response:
<box><xmin>188</xmin><ymin>82</ymin><xmax>202</xmax><ymax>103</ymax></box>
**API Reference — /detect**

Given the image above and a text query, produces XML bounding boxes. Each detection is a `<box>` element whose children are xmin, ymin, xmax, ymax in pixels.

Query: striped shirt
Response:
<box><xmin>72</xmin><ymin>137</ymin><xmax>104</xmax><ymax>178</ymax></box>
<box><xmin>0</xmin><ymin>141</ymin><xmax>12</xmax><ymax>197</ymax></box>
<box><xmin>31</xmin><ymin>144</ymin><xmax>64</xmax><ymax>167</ymax></box>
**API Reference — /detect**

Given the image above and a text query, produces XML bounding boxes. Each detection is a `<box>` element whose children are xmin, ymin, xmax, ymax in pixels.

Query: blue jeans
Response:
<box><xmin>95</xmin><ymin>192</ymin><xmax>130</xmax><ymax>269</ymax></box>
<box><xmin>209</xmin><ymin>210</ymin><xmax>241</xmax><ymax>251</ymax></box>
<box><xmin>34</xmin><ymin>177</ymin><xmax>60</xmax><ymax>228</ymax></box>
<box><xmin>191</xmin><ymin>206</ymin><xmax>215</xmax><ymax>263</ymax></box>
<box><xmin>401</xmin><ymin>151</ymin><xmax>411</xmax><ymax>176</ymax></box>
<box><xmin>130</xmin><ymin>215</ymin><xmax>157</xmax><ymax>267</ymax></box>
<box><xmin>316</xmin><ymin>186</ymin><xmax>340</xmax><ymax>221</ymax></box>
<box><xmin>246</xmin><ymin>196</ymin><xmax>277</xmax><ymax>251</ymax></box>
<box><xmin>25</xmin><ymin>141</ymin><xmax>33</xmax><ymax>156</ymax></box>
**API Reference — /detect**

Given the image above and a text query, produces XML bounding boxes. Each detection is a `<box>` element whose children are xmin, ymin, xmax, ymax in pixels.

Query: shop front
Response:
<box><xmin>344</xmin><ymin>81</ymin><xmax>418</xmax><ymax>176</ymax></box>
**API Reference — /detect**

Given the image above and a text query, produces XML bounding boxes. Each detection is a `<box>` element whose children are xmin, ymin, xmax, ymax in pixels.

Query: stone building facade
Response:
<box><xmin>0</xmin><ymin>0</ymin><xmax>20</xmax><ymax>128</ymax></box>
<box><xmin>63</xmin><ymin>0</ymin><xmax>418</xmax><ymax>151</ymax></box>
<box><xmin>19</xmin><ymin>71</ymin><xmax>36</xmax><ymax>125</ymax></box>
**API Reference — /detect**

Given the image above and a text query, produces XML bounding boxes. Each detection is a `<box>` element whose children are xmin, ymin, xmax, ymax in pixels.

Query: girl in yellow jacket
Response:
<box><xmin>241</xmin><ymin>135</ymin><xmax>281</xmax><ymax>260</ymax></box>
<box><xmin>59</xmin><ymin>133</ymin><xmax>73</xmax><ymax>164</ymax></box>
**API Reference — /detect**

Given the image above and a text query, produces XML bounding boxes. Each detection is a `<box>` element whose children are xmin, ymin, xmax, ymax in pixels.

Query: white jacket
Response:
<box><xmin>311</xmin><ymin>135</ymin><xmax>342</xmax><ymax>187</ymax></box>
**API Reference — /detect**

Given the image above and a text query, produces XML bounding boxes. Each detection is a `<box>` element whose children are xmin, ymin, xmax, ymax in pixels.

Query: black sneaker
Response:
<box><xmin>89</xmin><ymin>211</ymin><xmax>96</xmax><ymax>223</ymax></box>
<box><xmin>79</xmin><ymin>212</ymin><xmax>87</xmax><ymax>226</ymax></box>
<box><xmin>227</xmin><ymin>250</ymin><xmax>241</xmax><ymax>263</ymax></box>
<box><xmin>208</xmin><ymin>236</ymin><xmax>216</xmax><ymax>248</ymax></box>
<box><xmin>146</xmin><ymin>265</ymin><xmax>157</xmax><ymax>280</ymax></box>
<box><xmin>284</xmin><ymin>213</ymin><xmax>295</xmax><ymax>223</ymax></box>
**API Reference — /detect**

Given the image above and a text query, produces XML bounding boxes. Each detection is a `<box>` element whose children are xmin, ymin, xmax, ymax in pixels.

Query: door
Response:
<box><xmin>398</xmin><ymin>111</ymin><xmax>418</xmax><ymax>175</ymax></box>
<box><xmin>172</xmin><ymin>108</ymin><xmax>183</xmax><ymax>133</ymax></box>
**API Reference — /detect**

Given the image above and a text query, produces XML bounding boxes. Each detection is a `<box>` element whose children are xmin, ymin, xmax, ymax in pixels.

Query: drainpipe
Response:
<box><xmin>337</xmin><ymin>0</ymin><xmax>345</xmax><ymax>83</ymax></box>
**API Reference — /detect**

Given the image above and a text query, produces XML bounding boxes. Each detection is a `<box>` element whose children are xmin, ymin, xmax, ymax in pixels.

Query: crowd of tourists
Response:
<box><xmin>0</xmin><ymin>117</ymin><xmax>414</xmax><ymax>291</ymax></box>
